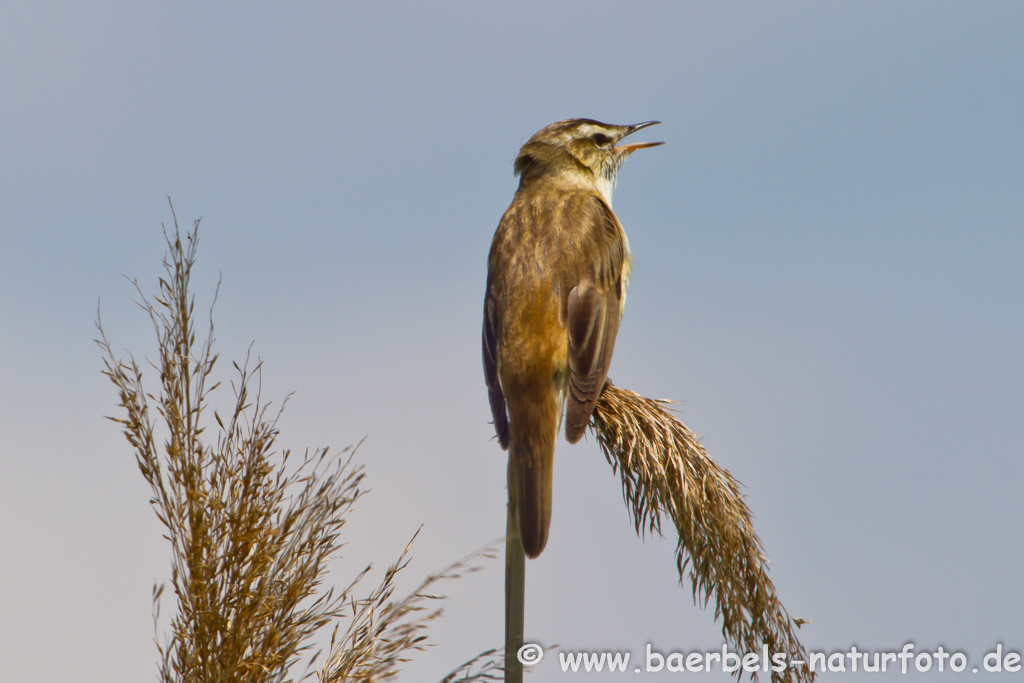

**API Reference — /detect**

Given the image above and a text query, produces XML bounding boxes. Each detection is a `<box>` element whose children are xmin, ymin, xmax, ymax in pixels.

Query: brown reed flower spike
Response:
<box><xmin>591</xmin><ymin>381</ymin><xmax>814</xmax><ymax>683</ymax></box>
<box><xmin>97</xmin><ymin>206</ymin><xmax>499</xmax><ymax>683</ymax></box>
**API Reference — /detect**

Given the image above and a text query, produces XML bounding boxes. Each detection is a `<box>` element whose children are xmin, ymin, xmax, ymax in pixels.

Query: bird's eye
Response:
<box><xmin>591</xmin><ymin>133</ymin><xmax>611</xmax><ymax>147</ymax></box>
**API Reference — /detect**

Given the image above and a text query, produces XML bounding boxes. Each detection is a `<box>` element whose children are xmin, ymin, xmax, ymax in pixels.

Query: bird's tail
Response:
<box><xmin>509</xmin><ymin>417</ymin><xmax>557</xmax><ymax>559</ymax></box>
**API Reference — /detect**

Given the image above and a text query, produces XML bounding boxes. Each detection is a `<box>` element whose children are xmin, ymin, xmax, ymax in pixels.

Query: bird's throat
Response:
<box><xmin>596</xmin><ymin>166</ymin><xmax>618</xmax><ymax>207</ymax></box>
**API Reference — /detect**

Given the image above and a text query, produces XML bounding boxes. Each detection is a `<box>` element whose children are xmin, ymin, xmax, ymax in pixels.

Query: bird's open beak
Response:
<box><xmin>616</xmin><ymin>121</ymin><xmax>664</xmax><ymax>155</ymax></box>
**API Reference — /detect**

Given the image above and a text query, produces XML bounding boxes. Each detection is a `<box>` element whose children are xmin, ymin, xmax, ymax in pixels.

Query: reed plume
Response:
<box><xmin>591</xmin><ymin>381</ymin><xmax>813</xmax><ymax>683</ymax></box>
<box><xmin>97</xmin><ymin>204</ymin><xmax>497</xmax><ymax>683</ymax></box>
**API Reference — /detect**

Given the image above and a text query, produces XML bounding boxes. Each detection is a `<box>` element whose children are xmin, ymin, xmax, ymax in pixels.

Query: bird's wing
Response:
<box><xmin>563</xmin><ymin>196</ymin><xmax>628</xmax><ymax>443</ymax></box>
<box><xmin>482</xmin><ymin>287</ymin><xmax>510</xmax><ymax>449</ymax></box>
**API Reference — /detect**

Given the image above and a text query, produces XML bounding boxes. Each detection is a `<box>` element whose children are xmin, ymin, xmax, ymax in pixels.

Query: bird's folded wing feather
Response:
<box><xmin>564</xmin><ymin>197</ymin><xmax>627</xmax><ymax>443</ymax></box>
<box><xmin>482</xmin><ymin>291</ymin><xmax>510</xmax><ymax>449</ymax></box>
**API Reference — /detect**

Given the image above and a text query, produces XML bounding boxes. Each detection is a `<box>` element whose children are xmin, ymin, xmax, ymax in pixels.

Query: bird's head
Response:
<box><xmin>514</xmin><ymin>118</ymin><xmax>663</xmax><ymax>203</ymax></box>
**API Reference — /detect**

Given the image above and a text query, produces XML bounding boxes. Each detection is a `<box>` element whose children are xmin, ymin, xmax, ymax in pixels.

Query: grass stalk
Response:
<box><xmin>503</xmin><ymin>459</ymin><xmax>525</xmax><ymax>683</ymax></box>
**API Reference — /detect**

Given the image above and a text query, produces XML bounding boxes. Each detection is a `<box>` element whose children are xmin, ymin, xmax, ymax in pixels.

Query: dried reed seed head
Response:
<box><xmin>100</xmin><ymin>212</ymin><xmax>494</xmax><ymax>683</ymax></box>
<box><xmin>591</xmin><ymin>382</ymin><xmax>813</xmax><ymax>683</ymax></box>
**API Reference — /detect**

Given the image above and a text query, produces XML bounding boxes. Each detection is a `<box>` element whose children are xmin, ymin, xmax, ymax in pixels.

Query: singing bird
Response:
<box><xmin>483</xmin><ymin>119</ymin><xmax>662</xmax><ymax>558</ymax></box>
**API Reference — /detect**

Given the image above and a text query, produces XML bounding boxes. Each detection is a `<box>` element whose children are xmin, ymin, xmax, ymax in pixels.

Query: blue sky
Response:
<box><xmin>1</xmin><ymin>2</ymin><xmax>1022</xmax><ymax>680</ymax></box>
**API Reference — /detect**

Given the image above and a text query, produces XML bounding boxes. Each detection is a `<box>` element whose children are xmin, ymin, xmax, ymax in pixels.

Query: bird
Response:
<box><xmin>483</xmin><ymin>118</ymin><xmax>662</xmax><ymax>558</ymax></box>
